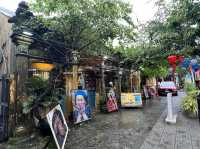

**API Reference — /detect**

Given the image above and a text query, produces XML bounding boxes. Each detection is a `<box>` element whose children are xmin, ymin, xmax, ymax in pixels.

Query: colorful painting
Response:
<box><xmin>121</xmin><ymin>93</ymin><xmax>142</xmax><ymax>107</ymax></box>
<box><xmin>46</xmin><ymin>105</ymin><xmax>68</xmax><ymax>149</ymax></box>
<box><xmin>72</xmin><ymin>90</ymin><xmax>91</xmax><ymax>124</ymax></box>
<box><xmin>106</xmin><ymin>88</ymin><xmax>118</xmax><ymax>112</ymax></box>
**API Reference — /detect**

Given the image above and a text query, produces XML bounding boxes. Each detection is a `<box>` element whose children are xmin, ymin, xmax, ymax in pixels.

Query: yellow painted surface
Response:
<box><xmin>31</xmin><ymin>63</ymin><xmax>55</xmax><ymax>71</ymax></box>
<box><xmin>64</xmin><ymin>65</ymin><xmax>79</xmax><ymax>115</ymax></box>
<box><xmin>121</xmin><ymin>93</ymin><xmax>142</xmax><ymax>107</ymax></box>
<box><xmin>65</xmin><ymin>75</ymin><xmax>73</xmax><ymax>113</ymax></box>
<box><xmin>9</xmin><ymin>78</ymin><xmax>16</xmax><ymax>104</ymax></box>
<box><xmin>146</xmin><ymin>77</ymin><xmax>157</xmax><ymax>86</ymax></box>
<box><xmin>95</xmin><ymin>93</ymin><xmax>100</xmax><ymax>111</ymax></box>
<box><xmin>121</xmin><ymin>93</ymin><xmax>135</xmax><ymax>105</ymax></box>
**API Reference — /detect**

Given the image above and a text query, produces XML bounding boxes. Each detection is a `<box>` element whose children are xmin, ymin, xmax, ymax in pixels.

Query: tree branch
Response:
<box><xmin>78</xmin><ymin>37</ymin><xmax>100</xmax><ymax>51</ymax></box>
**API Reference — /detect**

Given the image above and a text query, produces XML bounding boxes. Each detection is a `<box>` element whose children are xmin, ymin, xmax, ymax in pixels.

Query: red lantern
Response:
<box><xmin>178</xmin><ymin>56</ymin><xmax>184</xmax><ymax>64</ymax></box>
<box><xmin>167</xmin><ymin>55</ymin><xmax>177</xmax><ymax>65</ymax></box>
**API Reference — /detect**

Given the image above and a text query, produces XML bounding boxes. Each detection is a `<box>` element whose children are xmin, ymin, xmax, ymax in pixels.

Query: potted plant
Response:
<box><xmin>181</xmin><ymin>82</ymin><xmax>200</xmax><ymax>118</ymax></box>
<box><xmin>19</xmin><ymin>76</ymin><xmax>65</xmax><ymax>135</ymax></box>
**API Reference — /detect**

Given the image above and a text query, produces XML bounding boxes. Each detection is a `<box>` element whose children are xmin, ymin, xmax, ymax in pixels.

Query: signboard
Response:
<box><xmin>121</xmin><ymin>93</ymin><xmax>142</xmax><ymax>107</ymax></box>
<box><xmin>159</xmin><ymin>81</ymin><xmax>176</xmax><ymax>90</ymax></box>
<box><xmin>72</xmin><ymin>90</ymin><xmax>91</xmax><ymax>124</ymax></box>
<box><xmin>46</xmin><ymin>105</ymin><xmax>68</xmax><ymax>149</ymax></box>
<box><xmin>106</xmin><ymin>88</ymin><xmax>118</xmax><ymax>112</ymax></box>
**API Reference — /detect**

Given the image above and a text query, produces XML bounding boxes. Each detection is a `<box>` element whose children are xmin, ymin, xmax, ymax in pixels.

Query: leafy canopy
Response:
<box><xmin>116</xmin><ymin>0</ymin><xmax>200</xmax><ymax>77</ymax></box>
<box><xmin>30</xmin><ymin>0</ymin><xmax>136</xmax><ymax>56</ymax></box>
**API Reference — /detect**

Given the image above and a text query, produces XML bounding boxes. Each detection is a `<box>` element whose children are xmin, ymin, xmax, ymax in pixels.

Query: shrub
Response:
<box><xmin>181</xmin><ymin>82</ymin><xmax>199</xmax><ymax>116</ymax></box>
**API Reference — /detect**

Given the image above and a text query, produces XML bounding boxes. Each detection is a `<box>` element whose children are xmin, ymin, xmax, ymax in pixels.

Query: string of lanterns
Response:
<box><xmin>167</xmin><ymin>55</ymin><xmax>200</xmax><ymax>84</ymax></box>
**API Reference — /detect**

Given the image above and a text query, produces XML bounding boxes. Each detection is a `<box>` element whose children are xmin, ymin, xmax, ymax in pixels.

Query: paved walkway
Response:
<box><xmin>1</xmin><ymin>97</ymin><xmax>167</xmax><ymax>149</ymax></box>
<box><xmin>1</xmin><ymin>92</ymin><xmax>200</xmax><ymax>149</ymax></box>
<box><xmin>65</xmin><ymin>98</ymin><xmax>166</xmax><ymax>149</ymax></box>
<box><xmin>140</xmin><ymin>92</ymin><xmax>200</xmax><ymax>149</ymax></box>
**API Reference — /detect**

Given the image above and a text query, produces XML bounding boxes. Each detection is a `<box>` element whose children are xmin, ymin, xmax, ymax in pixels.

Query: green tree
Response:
<box><xmin>29</xmin><ymin>0</ymin><xmax>136</xmax><ymax>56</ymax></box>
<box><xmin>122</xmin><ymin>0</ymin><xmax>200</xmax><ymax>77</ymax></box>
<box><xmin>146</xmin><ymin>0</ymin><xmax>200</xmax><ymax>52</ymax></box>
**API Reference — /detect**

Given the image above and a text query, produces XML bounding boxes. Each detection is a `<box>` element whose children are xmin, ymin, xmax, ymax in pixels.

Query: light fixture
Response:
<box><xmin>103</xmin><ymin>55</ymin><xmax>108</xmax><ymax>60</ymax></box>
<box><xmin>190</xmin><ymin>24</ymin><xmax>198</xmax><ymax>29</ymax></box>
<box><xmin>119</xmin><ymin>68</ymin><xmax>123</xmax><ymax>76</ymax></box>
<box><xmin>31</xmin><ymin>62</ymin><xmax>55</xmax><ymax>71</ymax></box>
<box><xmin>22</xmin><ymin>31</ymin><xmax>33</xmax><ymax>36</ymax></box>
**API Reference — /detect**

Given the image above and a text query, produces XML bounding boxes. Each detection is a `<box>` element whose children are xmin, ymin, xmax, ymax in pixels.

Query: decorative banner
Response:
<box><xmin>72</xmin><ymin>90</ymin><xmax>91</xmax><ymax>124</ymax></box>
<box><xmin>46</xmin><ymin>105</ymin><xmax>68</xmax><ymax>149</ymax></box>
<box><xmin>121</xmin><ymin>93</ymin><xmax>142</xmax><ymax>107</ymax></box>
<box><xmin>106</xmin><ymin>88</ymin><xmax>118</xmax><ymax>112</ymax></box>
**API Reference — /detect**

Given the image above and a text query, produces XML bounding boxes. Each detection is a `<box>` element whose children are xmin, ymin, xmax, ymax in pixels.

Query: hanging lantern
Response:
<box><xmin>167</xmin><ymin>55</ymin><xmax>177</xmax><ymax>65</ymax></box>
<box><xmin>191</xmin><ymin>59</ymin><xmax>197</xmax><ymax>65</ymax></box>
<box><xmin>192</xmin><ymin>63</ymin><xmax>200</xmax><ymax>72</ymax></box>
<box><xmin>178</xmin><ymin>56</ymin><xmax>184</xmax><ymax>64</ymax></box>
<box><xmin>182</xmin><ymin>58</ymin><xmax>191</xmax><ymax>68</ymax></box>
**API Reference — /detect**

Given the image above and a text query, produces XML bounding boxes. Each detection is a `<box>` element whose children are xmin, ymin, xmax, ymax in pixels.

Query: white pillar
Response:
<box><xmin>165</xmin><ymin>93</ymin><xmax>177</xmax><ymax>124</ymax></box>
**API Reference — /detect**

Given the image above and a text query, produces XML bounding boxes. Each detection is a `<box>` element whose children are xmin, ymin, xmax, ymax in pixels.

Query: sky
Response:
<box><xmin>0</xmin><ymin>0</ymin><xmax>158</xmax><ymax>24</ymax></box>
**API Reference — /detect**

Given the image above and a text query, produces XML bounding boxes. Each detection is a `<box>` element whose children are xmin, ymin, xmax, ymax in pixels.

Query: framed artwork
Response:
<box><xmin>106</xmin><ymin>88</ymin><xmax>118</xmax><ymax>112</ymax></box>
<box><xmin>46</xmin><ymin>105</ymin><xmax>68</xmax><ymax>149</ymax></box>
<box><xmin>121</xmin><ymin>93</ymin><xmax>142</xmax><ymax>107</ymax></box>
<box><xmin>72</xmin><ymin>90</ymin><xmax>91</xmax><ymax>124</ymax></box>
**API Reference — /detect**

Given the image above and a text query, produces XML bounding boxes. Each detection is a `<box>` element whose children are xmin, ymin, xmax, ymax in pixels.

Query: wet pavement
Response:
<box><xmin>65</xmin><ymin>98</ymin><xmax>167</xmax><ymax>149</ymax></box>
<box><xmin>0</xmin><ymin>97</ymin><xmax>167</xmax><ymax>149</ymax></box>
<box><xmin>2</xmin><ymin>92</ymin><xmax>200</xmax><ymax>149</ymax></box>
<box><xmin>141</xmin><ymin>92</ymin><xmax>200</xmax><ymax>149</ymax></box>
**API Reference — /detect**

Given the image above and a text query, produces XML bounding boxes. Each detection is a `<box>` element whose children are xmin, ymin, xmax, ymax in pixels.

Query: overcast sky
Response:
<box><xmin>0</xmin><ymin>0</ymin><xmax>158</xmax><ymax>24</ymax></box>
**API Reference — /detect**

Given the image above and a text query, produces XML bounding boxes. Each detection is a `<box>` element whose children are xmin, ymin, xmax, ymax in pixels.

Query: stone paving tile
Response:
<box><xmin>64</xmin><ymin>99</ymin><xmax>167</xmax><ymax>149</ymax></box>
<box><xmin>140</xmin><ymin>91</ymin><xmax>200</xmax><ymax>149</ymax></box>
<box><xmin>3</xmin><ymin>92</ymin><xmax>198</xmax><ymax>149</ymax></box>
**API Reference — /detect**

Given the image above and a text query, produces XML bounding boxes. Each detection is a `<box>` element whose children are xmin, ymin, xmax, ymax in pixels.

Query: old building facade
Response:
<box><xmin>0</xmin><ymin>7</ymin><xmax>15</xmax><ymax>77</ymax></box>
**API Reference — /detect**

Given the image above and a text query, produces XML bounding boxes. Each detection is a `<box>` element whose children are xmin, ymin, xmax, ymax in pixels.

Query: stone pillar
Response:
<box><xmin>165</xmin><ymin>93</ymin><xmax>177</xmax><ymax>124</ymax></box>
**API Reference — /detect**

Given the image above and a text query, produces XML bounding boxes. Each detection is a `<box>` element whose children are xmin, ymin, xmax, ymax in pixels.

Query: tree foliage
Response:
<box><xmin>30</xmin><ymin>0</ymin><xmax>136</xmax><ymax>56</ymax></box>
<box><xmin>146</xmin><ymin>0</ymin><xmax>200</xmax><ymax>51</ymax></box>
<box><xmin>117</xmin><ymin>0</ymin><xmax>200</xmax><ymax>77</ymax></box>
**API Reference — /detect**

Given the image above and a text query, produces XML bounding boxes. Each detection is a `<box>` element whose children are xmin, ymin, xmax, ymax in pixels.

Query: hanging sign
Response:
<box><xmin>46</xmin><ymin>105</ymin><xmax>69</xmax><ymax>149</ymax></box>
<box><xmin>72</xmin><ymin>90</ymin><xmax>91</xmax><ymax>124</ymax></box>
<box><xmin>121</xmin><ymin>93</ymin><xmax>142</xmax><ymax>107</ymax></box>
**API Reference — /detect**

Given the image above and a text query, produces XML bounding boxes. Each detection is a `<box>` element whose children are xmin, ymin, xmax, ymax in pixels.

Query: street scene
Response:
<box><xmin>0</xmin><ymin>0</ymin><xmax>200</xmax><ymax>149</ymax></box>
